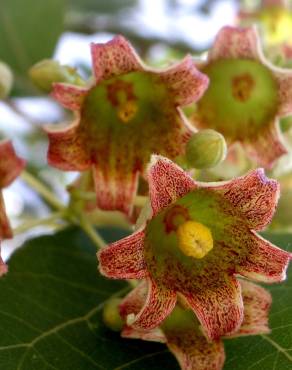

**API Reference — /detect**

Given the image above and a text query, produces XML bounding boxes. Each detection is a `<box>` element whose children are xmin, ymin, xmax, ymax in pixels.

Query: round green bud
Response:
<box><xmin>102</xmin><ymin>298</ymin><xmax>124</xmax><ymax>332</ymax></box>
<box><xmin>29</xmin><ymin>59</ymin><xmax>84</xmax><ymax>92</ymax></box>
<box><xmin>0</xmin><ymin>61</ymin><xmax>13</xmax><ymax>99</ymax></box>
<box><xmin>186</xmin><ymin>129</ymin><xmax>227</xmax><ymax>169</ymax></box>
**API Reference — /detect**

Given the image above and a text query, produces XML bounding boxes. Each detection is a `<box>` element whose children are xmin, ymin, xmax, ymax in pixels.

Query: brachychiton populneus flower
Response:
<box><xmin>46</xmin><ymin>36</ymin><xmax>208</xmax><ymax>217</ymax></box>
<box><xmin>192</xmin><ymin>26</ymin><xmax>292</xmax><ymax>168</ymax></box>
<box><xmin>98</xmin><ymin>155</ymin><xmax>291</xmax><ymax>340</ymax></box>
<box><xmin>119</xmin><ymin>279</ymin><xmax>272</xmax><ymax>370</ymax></box>
<box><xmin>0</xmin><ymin>140</ymin><xmax>25</xmax><ymax>274</ymax></box>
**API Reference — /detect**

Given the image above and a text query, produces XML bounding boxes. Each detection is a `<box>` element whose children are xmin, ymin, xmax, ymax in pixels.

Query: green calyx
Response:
<box><xmin>161</xmin><ymin>305</ymin><xmax>198</xmax><ymax>334</ymax></box>
<box><xmin>102</xmin><ymin>298</ymin><xmax>124</xmax><ymax>332</ymax></box>
<box><xmin>0</xmin><ymin>61</ymin><xmax>13</xmax><ymax>99</ymax></box>
<box><xmin>196</xmin><ymin>59</ymin><xmax>278</xmax><ymax>141</ymax></box>
<box><xmin>185</xmin><ymin>129</ymin><xmax>227</xmax><ymax>169</ymax></box>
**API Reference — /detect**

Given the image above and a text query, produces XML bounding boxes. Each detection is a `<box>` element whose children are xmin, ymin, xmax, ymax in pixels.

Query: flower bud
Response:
<box><xmin>0</xmin><ymin>61</ymin><xmax>13</xmax><ymax>99</ymax></box>
<box><xmin>186</xmin><ymin>129</ymin><xmax>227</xmax><ymax>169</ymax></box>
<box><xmin>29</xmin><ymin>59</ymin><xmax>84</xmax><ymax>92</ymax></box>
<box><xmin>102</xmin><ymin>298</ymin><xmax>124</xmax><ymax>332</ymax></box>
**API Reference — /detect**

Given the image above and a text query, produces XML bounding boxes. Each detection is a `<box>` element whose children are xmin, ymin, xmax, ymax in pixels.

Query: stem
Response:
<box><xmin>13</xmin><ymin>211</ymin><xmax>64</xmax><ymax>235</ymax></box>
<box><xmin>78</xmin><ymin>215</ymin><xmax>107</xmax><ymax>249</ymax></box>
<box><xmin>21</xmin><ymin>171</ymin><xmax>65</xmax><ymax>211</ymax></box>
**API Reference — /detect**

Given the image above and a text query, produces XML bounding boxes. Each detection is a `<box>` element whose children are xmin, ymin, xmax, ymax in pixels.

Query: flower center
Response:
<box><xmin>232</xmin><ymin>73</ymin><xmax>255</xmax><ymax>102</ymax></box>
<box><xmin>176</xmin><ymin>220</ymin><xmax>213</xmax><ymax>259</ymax></box>
<box><xmin>164</xmin><ymin>205</ymin><xmax>189</xmax><ymax>233</ymax></box>
<box><xmin>106</xmin><ymin>79</ymin><xmax>138</xmax><ymax>123</ymax></box>
<box><xmin>196</xmin><ymin>59</ymin><xmax>279</xmax><ymax>140</ymax></box>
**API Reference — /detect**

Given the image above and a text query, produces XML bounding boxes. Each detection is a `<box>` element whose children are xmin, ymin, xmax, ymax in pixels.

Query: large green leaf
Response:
<box><xmin>0</xmin><ymin>0</ymin><xmax>65</xmax><ymax>94</ymax></box>
<box><xmin>0</xmin><ymin>228</ymin><xmax>290</xmax><ymax>369</ymax></box>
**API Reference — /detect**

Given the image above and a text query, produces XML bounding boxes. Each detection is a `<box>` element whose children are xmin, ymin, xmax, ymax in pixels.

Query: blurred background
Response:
<box><xmin>1</xmin><ymin>0</ymin><xmax>292</xmax><ymax>258</ymax></box>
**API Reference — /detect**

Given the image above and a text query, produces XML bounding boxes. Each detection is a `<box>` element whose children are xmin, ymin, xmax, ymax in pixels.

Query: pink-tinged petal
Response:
<box><xmin>130</xmin><ymin>278</ymin><xmax>177</xmax><ymax>330</ymax></box>
<box><xmin>209</xmin><ymin>26</ymin><xmax>262</xmax><ymax>61</ymax></box>
<box><xmin>167</xmin><ymin>334</ymin><xmax>225</xmax><ymax>370</ymax></box>
<box><xmin>183</xmin><ymin>276</ymin><xmax>243</xmax><ymax>340</ymax></box>
<box><xmin>45</xmin><ymin>122</ymin><xmax>91</xmax><ymax>171</ymax></box>
<box><xmin>92</xmin><ymin>161</ymin><xmax>139</xmax><ymax>217</ymax></box>
<box><xmin>0</xmin><ymin>254</ymin><xmax>8</xmax><ymax>277</ymax></box>
<box><xmin>212</xmin><ymin>168</ymin><xmax>280</xmax><ymax>231</ymax></box>
<box><xmin>159</xmin><ymin>56</ymin><xmax>209</xmax><ymax>106</ymax></box>
<box><xmin>51</xmin><ymin>83</ymin><xmax>88</xmax><ymax>111</ymax></box>
<box><xmin>229</xmin><ymin>280</ymin><xmax>272</xmax><ymax>337</ymax></box>
<box><xmin>243</xmin><ymin>122</ymin><xmax>288</xmax><ymax>169</ymax></box>
<box><xmin>98</xmin><ymin>230</ymin><xmax>147</xmax><ymax>279</ymax></box>
<box><xmin>274</xmin><ymin>71</ymin><xmax>292</xmax><ymax>117</ymax></box>
<box><xmin>0</xmin><ymin>140</ymin><xmax>25</xmax><ymax>189</ymax></box>
<box><xmin>0</xmin><ymin>193</ymin><xmax>12</xmax><ymax>239</ymax></box>
<box><xmin>263</xmin><ymin>0</ymin><xmax>287</xmax><ymax>7</ymax></box>
<box><xmin>236</xmin><ymin>231</ymin><xmax>291</xmax><ymax>283</ymax></box>
<box><xmin>122</xmin><ymin>325</ymin><xmax>166</xmax><ymax>343</ymax></box>
<box><xmin>91</xmin><ymin>35</ymin><xmax>143</xmax><ymax>83</ymax></box>
<box><xmin>147</xmin><ymin>155</ymin><xmax>196</xmax><ymax>216</ymax></box>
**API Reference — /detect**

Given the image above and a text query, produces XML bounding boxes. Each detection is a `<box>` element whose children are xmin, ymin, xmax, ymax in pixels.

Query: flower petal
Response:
<box><xmin>167</xmin><ymin>333</ymin><xmax>225</xmax><ymax>370</ymax></box>
<box><xmin>130</xmin><ymin>277</ymin><xmax>177</xmax><ymax>330</ymax></box>
<box><xmin>209</xmin><ymin>26</ymin><xmax>262</xmax><ymax>61</ymax></box>
<box><xmin>51</xmin><ymin>83</ymin><xmax>88</xmax><ymax>111</ymax></box>
<box><xmin>98</xmin><ymin>230</ymin><xmax>147</xmax><ymax>279</ymax></box>
<box><xmin>46</xmin><ymin>121</ymin><xmax>91</xmax><ymax>171</ymax></box>
<box><xmin>159</xmin><ymin>56</ymin><xmax>209</xmax><ymax>106</ymax></box>
<box><xmin>0</xmin><ymin>140</ymin><xmax>25</xmax><ymax>189</ymax></box>
<box><xmin>92</xmin><ymin>158</ymin><xmax>139</xmax><ymax>217</ymax></box>
<box><xmin>243</xmin><ymin>121</ymin><xmax>288</xmax><ymax>169</ymax></box>
<box><xmin>147</xmin><ymin>155</ymin><xmax>196</xmax><ymax>216</ymax></box>
<box><xmin>0</xmin><ymin>253</ymin><xmax>8</xmax><ymax>277</ymax></box>
<box><xmin>91</xmin><ymin>35</ymin><xmax>143</xmax><ymax>83</ymax></box>
<box><xmin>274</xmin><ymin>71</ymin><xmax>292</xmax><ymax>117</ymax></box>
<box><xmin>229</xmin><ymin>280</ymin><xmax>272</xmax><ymax>337</ymax></box>
<box><xmin>183</xmin><ymin>276</ymin><xmax>243</xmax><ymax>340</ymax></box>
<box><xmin>212</xmin><ymin>168</ymin><xmax>280</xmax><ymax>231</ymax></box>
<box><xmin>236</xmin><ymin>231</ymin><xmax>291</xmax><ymax>283</ymax></box>
<box><xmin>0</xmin><ymin>193</ymin><xmax>12</xmax><ymax>239</ymax></box>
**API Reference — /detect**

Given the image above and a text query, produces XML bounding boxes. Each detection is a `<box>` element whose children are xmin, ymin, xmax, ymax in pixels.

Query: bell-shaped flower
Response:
<box><xmin>46</xmin><ymin>36</ymin><xmax>208</xmax><ymax>217</ymax></box>
<box><xmin>119</xmin><ymin>279</ymin><xmax>272</xmax><ymax>370</ymax></box>
<box><xmin>98</xmin><ymin>155</ymin><xmax>291</xmax><ymax>340</ymax></box>
<box><xmin>192</xmin><ymin>25</ymin><xmax>292</xmax><ymax>168</ymax></box>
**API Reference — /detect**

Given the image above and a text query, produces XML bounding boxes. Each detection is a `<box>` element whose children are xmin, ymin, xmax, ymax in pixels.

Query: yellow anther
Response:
<box><xmin>118</xmin><ymin>100</ymin><xmax>138</xmax><ymax>123</ymax></box>
<box><xmin>176</xmin><ymin>220</ymin><xmax>213</xmax><ymax>259</ymax></box>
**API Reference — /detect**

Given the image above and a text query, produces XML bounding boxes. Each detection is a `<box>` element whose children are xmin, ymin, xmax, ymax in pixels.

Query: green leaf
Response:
<box><xmin>0</xmin><ymin>0</ymin><xmax>65</xmax><ymax>94</ymax></box>
<box><xmin>0</xmin><ymin>229</ymin><xmax>290</xmax><ymax>369</ymax></box>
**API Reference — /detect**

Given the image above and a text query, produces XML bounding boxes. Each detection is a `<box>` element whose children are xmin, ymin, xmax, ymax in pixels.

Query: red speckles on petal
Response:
<box><xmin>159</xmin><ymin>55</ymin><xmax>209</xmax><ymax>106</ymax></box>
<box><xmin>183</xmin><ymin>276</ymin><xmax>244</xmax><ymax>340</ymax></box>
<box><xmin>230</xmin><ymin>280</ymin><xmax>272</xmax><ymax>337</ymax></box>
<box><xmin>91</xmin><ymin>35</ymin><xmax>143</xmax><ymax>83</ymax></box>
<box><xmin>209</xmin><ymin>26</ymin><xmax>261</xmax><ymax>61</ymax></box>
<box><xmin>148</xmin><ymin>156</ymin><xmax>196</xmax><ymax>216</ymax></box>
<box><xmin>243</xmin><ymin>122</ymin><xmax>288</xmax><ymax>169</ymax></box>
<box><xmin>98</xmin><ymin>230</ymin><xmax>148</xmax><ymax>279</ymax></box>
<box><xmin>236</xmin><ymin>231</ymin><xmax>291</xmax><ymax>283</ymax></box>
<box><xmin>130</xmin><ymin>277</ymin><xmax>177</xmax><ymax>330</ymax></box>
<box><xmin>51</xmin><ymin>83</ymin><xmax>88</xmax><ymax>111</ymax></box>
<box><xmin>0</xmin><ymin>140</ymin><xmax>25</xmax><ymax>189</ymax></box>
<box><xmin>274</xmin><ymin>71</ymin><xmax>292</xmax><ymax>117</ymax></box>
<box><xmin>212</xmin><ymin>168</ymin><xmax>280</xmax><ymax>231</ymax></box>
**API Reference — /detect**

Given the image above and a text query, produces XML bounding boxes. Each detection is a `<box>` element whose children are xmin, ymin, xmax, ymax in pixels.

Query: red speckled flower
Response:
<box><xmin>0</xmin><ymin>140</ymin><xmax>25</xmax><ymax>273</ymax></box>
<box><xmin>192</xmin><ymin>26</ymin><xmax>292</xmax><ymax>168</ymax></box>
<box><xmin>98</xmin><ymin>155</ymin><xmax>290</xmax><ymax>340</ymax></box>
<box><xmin>46</xmin><ymin>36</ymin><xmax>208</xmax><ymax>217</ymax></box>
<box><xmin>119</xmin><ymin>279</ymin><xmax>272</xmax><ymax>370</ymax></box>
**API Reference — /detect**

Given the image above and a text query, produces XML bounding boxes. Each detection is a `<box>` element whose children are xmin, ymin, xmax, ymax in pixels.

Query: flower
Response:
<box><xmin>0</xmin><ymin>140</ymin><xmax>25</xmax><ymax>274</ymax></box>
<box><xmin>46</xmin><ymin>36</ymin><xmax>208</xmax><ymax>217</ymax></box>
<box><xmin>191</xmin><ymin>26</ymin><xmax>292</xmax><ymax>168</ymax></box>
<box><xmin>0</xmin><ymin>140</ymin><xmax>25</xmax><ymax>239</ymax></box>
<box><xmin>98</xmin><ymin>155</ymin><xmax>291</xmax><ymax>340</ymax></box>
<box><xmin>119</xmin><ymin>279</ymin><xmax>272</xmax><ymax>370</ymax></box>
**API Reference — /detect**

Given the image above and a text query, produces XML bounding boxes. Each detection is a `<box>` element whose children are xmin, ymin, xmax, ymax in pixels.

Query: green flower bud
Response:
<box><xmin>102</xmin><ymin>298</ymin><xmax>124</xmax><ymax>332</ymax></box>
<box><xmin>0</xmin><ymin>61</ymin><xmax>13</xmax><ymax>99</ymax></box>
<box><xmin>29</xmin><ymin>59</ymin><xmax>84</xmax><ymax>92</ymax></box>
<box><xmin>186</xmin><ymin>129</ymin><xmax>227</xmax><ymax>169</ymax></box>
